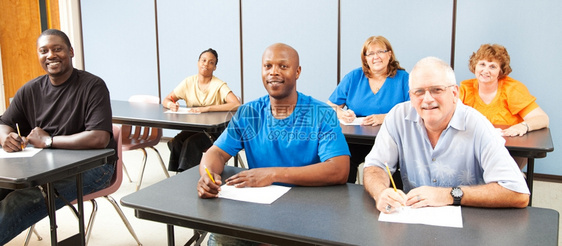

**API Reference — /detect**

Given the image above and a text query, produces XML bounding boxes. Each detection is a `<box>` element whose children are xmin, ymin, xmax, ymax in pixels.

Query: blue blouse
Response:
<box><xmin>329</xmin><ymin>68</ymin><xmax>410</xmax><ymax>116</ymax></box>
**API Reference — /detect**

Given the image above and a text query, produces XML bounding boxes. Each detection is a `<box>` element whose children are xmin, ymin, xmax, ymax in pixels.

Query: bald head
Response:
<box><xmin>263</xmin><ymin>43</ymin><xmax>300</xmax><ymax>66</ymax></box>
<box><xmin>261</xmin><ymin>43</ymin><xmax>301</xmax><ymax>101</ymax></box>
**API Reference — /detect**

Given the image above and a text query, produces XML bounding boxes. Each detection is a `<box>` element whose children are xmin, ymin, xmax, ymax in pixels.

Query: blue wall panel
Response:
<box><xmin>81</xmin><ymin>0</ymin><xmax>159</xmax><ymax>101</ymax></box>
<box><xmin>157</xmin><ymin>0</ymin><xmax>241</xmax><ymax>104</ymax></box>
<box><xmin>341</xmin><ymin>0</ymin><xmax>453</xmax><ymax>76</ymax></box>
<box><xmin>241</xmin><ymin>0</ymin><xmax>339</xmax><ymax>103</ymax></box>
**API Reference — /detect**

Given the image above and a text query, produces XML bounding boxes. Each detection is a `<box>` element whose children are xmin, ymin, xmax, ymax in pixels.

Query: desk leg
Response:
<box><xmin>167</xmin><ymin>224</ymin><xmax>175</xmax><ymax>246</ymax></box>
<box><xmin>76</xmin><ymin>173</ymin><xmax>86</xmax><ymax>245</ymax></box>
<box><xmin>527</xmin><ymin>158</ymin><xmax>534</xmax><ymax>206</ymax></box>
<box><xmin>46</xmin><ymin>183</ymin><xmax>58</xmax><ymax>245</ymax></box>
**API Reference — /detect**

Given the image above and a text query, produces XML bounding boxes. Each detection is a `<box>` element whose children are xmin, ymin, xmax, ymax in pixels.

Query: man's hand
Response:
<box><xmin>225</xmin><ymin>168</ymin><xmax>275</xmax><ymax>188</ymax></box>
<box><xmin>377</xmin><ymin>188</ymin><xmax>407</xmax><ymax>214</ymax></box>
<box><xmin>405</xmin><ymin>186</ymin><xmax>452</xmax><ymax>208</ymax></box>
<box><xmin>26</xmin><ymin>127</ymin><xmax>51</xmax><ymax>148</ymax></box>
<box><xmin>1</xmin><ymin>132</ymin><xmax>26</xmax><ymax>152</ymax></box>
<box><xmin>197</xmin><ymin>172</ymin><xmax>222</xmax><ymax>198</ymax></box>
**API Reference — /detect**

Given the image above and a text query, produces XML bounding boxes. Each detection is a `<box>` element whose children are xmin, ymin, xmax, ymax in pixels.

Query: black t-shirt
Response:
<box><xmin>0</xmin><ymin>69</ymin><xmax>117</xmax><ymax>162</ymax></box>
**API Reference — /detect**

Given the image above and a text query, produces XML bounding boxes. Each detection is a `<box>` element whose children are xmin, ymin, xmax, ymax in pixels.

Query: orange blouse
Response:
<box><xmin>459</xmin><ymin>76</ymin><xmax>538</xmax><ymax>126</ymax></box>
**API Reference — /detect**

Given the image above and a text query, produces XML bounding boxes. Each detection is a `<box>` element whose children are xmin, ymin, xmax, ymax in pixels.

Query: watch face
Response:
<box><xmin>452</xmin><ymin>188</ymin><xmax>463</xmax><ymax>197</ymax></box>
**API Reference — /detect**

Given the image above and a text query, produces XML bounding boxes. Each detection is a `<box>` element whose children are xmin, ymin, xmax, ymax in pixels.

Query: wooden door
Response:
<box><xmin>0</xmin><ymin>0</ymin><xmax>59</xmax><ymax>107</ymax></box>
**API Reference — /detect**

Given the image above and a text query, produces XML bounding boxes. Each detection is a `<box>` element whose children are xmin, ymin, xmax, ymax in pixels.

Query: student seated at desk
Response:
<box><xmin>163</xmin><ymin>48</ymin><xmax>241</xmax><ymax>172</ymax></box>
<box><xmin>0</xmin><ymin>29</ymin><xmax>117</xmax><ymax>244</ymax></box>
<box><xmin>459</xmin><ymin>44</ymin><xmax>549</xmax><ymax>170</ymax></box>
<box><xmin>363</xmin><ymin>57</ymin><xmax>529</xmax><ymax>215</ymax></box>
<box><xmin>327</xmin><ymin>36</ymin><xmax>410</xmax><ymax>183</ymax></box>
<box><xmin>198</xmin><ymin>43</ymin><xmax>350</xmax><ymax>246</ymax></box>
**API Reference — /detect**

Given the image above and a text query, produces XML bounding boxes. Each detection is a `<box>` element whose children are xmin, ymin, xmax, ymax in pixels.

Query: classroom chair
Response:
<box><xmin>122</xmin><ymin>95</ymin><xmax>169</xmax><ymax>191</ymax></box>
<box><xmin>24</xmin><ymin>125</ymin><xmax>142</xmax><ymax>246</ymax></box>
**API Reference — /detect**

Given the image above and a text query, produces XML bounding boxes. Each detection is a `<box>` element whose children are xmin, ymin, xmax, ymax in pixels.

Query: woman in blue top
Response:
<box><xmin>328</xmin><ymin>36</ymin><xmax>410</xmax><ymax>183</ymax></box>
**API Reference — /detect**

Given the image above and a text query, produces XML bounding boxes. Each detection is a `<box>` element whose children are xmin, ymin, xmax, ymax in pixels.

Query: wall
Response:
<box><xmin>81</xmin><ymin>0</ymin><xmax>560</xmax><ymax>176</ymax></box>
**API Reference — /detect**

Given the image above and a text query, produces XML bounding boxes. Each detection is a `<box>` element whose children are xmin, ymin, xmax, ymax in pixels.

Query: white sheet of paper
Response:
<box><xmin>339</xmin><ymin>117</ymin><xmax>365</xmax><ymax>125</ymax></box>
<box><xmin>378</xmin><ymin>206</ymin><xmax>463</xmax><ymax>228</ymax></box>
<box><xmin>164</xmin><ymin>108</ymin><xmax>201</xmax><ymax>114</ymax></box>
<box><xmin>0</xmin><ymin>147</ymin><xmax>42</xmax><ymax>158</ymax></box>
<box><xmin>218</xmin><ymin>184</ymin><xmax>291</xmax><ymax>204</ymax></box>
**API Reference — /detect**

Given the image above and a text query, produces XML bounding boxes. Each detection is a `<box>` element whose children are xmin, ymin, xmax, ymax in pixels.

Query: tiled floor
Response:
<box><xmin>6</xmin><ymin>141</ymin><xmax>562</xmax><ymax>245</ymax></box>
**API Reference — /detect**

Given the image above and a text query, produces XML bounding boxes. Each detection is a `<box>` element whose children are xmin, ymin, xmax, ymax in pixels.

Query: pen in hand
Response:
<box><xmin>384</xmin><ymin>162</ymin><xmax>397</xmax><ymax>192</ymax></box>
<box><xmin>16</xmin><ymin>123</ymin><xmax>24</xmax><ymax>150</ymax></box>
<box><xmin>204</xmin><ymin>165</ymin><xmax>216</xmax><ymax>184</ymax></box>
<box><xmin>168</xmin><ymin>96</ymin><xmax>179</xmax><ymax>111</ymax></box>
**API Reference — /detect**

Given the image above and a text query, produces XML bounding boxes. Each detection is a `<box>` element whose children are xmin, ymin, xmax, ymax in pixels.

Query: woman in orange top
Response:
<box><xmin>459</xmin><ymin>44</ymin><xmax>549</xmax><ymax>169</ymax></box>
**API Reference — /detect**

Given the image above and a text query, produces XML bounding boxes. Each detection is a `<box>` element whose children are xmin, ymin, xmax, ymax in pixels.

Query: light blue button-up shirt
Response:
<box><xmin>364</xmin><ymin>100</ymin><xmax>529</xmax><ymax>194</ymax></box>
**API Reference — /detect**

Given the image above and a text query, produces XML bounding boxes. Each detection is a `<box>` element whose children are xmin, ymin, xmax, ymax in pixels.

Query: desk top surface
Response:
<box><xmin>111</xmin><ymin>100</ymin><xmax>233</xmax><ymax>132</ymax></box>
<box><xmin>341</xmin><ymin>124</ymin><xmax>554</xmax><ymax>153</ymax></box>
<box><xmin>0</xmin><ymin>148</ymin><xmax>114</xmax><ymax>189</ymax></box>
<box><xmin>121</xmin><ymin>166</ymin><xmax>559</xmax><ymax>246</ymax></box>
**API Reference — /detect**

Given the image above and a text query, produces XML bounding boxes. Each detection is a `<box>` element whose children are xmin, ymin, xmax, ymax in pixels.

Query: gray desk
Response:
<box><xmin>111</xmin><ymin>100</ymin><xmax>232</xmax><ymax>133</ymax></box>
<box><xmin>0</xmin><ymin>148</ymin><xmax>114</xmax><ymax>246</ymax></box>
<box><xmin>121</xmin><ymin>166</ymin><xmax>559</xmax><ymax>246</ymax></box>
<box><xmin>341</xmin><ymin>124</ymin><xmax>554</xmax><ymax>205</ymax></box>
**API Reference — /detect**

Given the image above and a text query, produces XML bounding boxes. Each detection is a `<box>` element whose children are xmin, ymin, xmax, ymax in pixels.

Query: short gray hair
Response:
<box><xmin>409</xmin><ymin>57</ymin><xmax>456</xmax><ymax>88</ymax></box>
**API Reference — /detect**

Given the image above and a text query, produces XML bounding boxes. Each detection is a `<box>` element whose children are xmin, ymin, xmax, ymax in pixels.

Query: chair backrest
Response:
<box><xmin>122</xmin><ymin>95</ymin><xmax>162</xmax><ymax>149</ymax></box>
<box><xmin>73</xmin><ymin>124</ymin><xmax>123</xmax><ymax>203</ymax></box>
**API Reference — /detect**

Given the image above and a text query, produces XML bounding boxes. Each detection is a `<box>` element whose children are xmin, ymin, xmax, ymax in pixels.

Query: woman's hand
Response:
<box><xmin>362</xmin><ymin>114</ymin><xmax>385</xmax><ymax>126</ymax></box>
<box><xmin>339</xmin><ymin>109</ymin><xmax>356</xmax><ymax>123</ymax></box>
<box><xmin>167</xmin><ymin>101</ymin><xmax>179</xmax><ymax>112</ymax></box>
<box><xmin>502</xmin><ymin>123</ymin><xmax>528</xmax><ymax>137</ymax></box>
<box><xmin>189</xmin><ymin>106</ymin><xmax>210</xmax><ymax>113</ymax></box>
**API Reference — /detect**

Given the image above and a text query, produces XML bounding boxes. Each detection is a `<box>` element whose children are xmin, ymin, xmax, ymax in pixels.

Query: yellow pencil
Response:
<box><xmin>16</xmin><ymin>123</ymin><xmax>24</xmax><ymax>150</ymax></box>
<box><xmin>384</xmin><ymin>162</ymin><xmax>397</xmax><ymax>192</ymax></box>
<box><xmin>204</xmin><ymin>165</ymin><xmax>216</xmax><ymax>184</ymax></box>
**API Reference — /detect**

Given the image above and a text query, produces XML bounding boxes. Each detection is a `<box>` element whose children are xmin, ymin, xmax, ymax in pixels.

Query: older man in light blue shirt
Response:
<box><xmin>363</xmin><ymin>57</ymin><xmax>529</xmax><ymax>214</ymax></box>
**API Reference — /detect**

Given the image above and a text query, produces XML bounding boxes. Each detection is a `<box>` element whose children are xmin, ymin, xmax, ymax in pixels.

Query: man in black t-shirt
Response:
<box><xmin>0</xmin><ymin>29</ymin><xmax>117</xmax><ymax>244</ymax></box>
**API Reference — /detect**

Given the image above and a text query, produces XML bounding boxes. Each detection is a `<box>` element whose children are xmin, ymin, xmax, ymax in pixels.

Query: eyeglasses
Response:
<box><xmin>365</xmin><ymin>50</ymin><xmax>389</xmax><ymax>57</ymax></box>
<box><xmin>410</xmin><ymin>85</ymin><xmax>455</xmax><ymax>98</ymax></box>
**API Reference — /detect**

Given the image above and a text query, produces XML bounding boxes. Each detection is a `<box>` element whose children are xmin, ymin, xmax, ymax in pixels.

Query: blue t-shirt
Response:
<box><xmin>329</xmin><ymin>68</ymin><xmax>410</xmax><ymax>116</ymax></box>
<box><xmin>214</xmin><ymin>92</ymin><xmax>350</xmax><ymax>169</ymax></box>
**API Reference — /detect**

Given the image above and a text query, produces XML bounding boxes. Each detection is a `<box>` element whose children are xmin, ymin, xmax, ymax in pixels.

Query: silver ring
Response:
<box><xmin>385</xmin><ymin>204</ymin><xmax>392</xmax><ymax>212</ymax></box>
<box><xmin>417</xmin><ymin>195</ymin><xmax>421</xmax><ymax>202</ymax></box>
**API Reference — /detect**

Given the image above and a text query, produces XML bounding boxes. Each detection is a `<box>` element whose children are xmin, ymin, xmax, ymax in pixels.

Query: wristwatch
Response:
<box><xmin>451</xmin><ymin>187</ymin><xmax>463</xmax><ymax>206</ymax></box>
<box><xmin>521</xmin><ymin>122</ymin><xmax>529</xmax><ymax>133</ymax></box>
<box><xmin>45</xmin><ymin>136</ymin><xmax>53</xmax><ymax>148</ymax></box>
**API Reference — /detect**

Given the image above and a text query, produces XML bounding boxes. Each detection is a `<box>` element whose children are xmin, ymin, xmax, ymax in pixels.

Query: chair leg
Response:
<box><xmin>122</xmin><ymin>162</ymin><xmax>133</xmax><ymax>183</ymax></box>
<box><xmin>33</xmin><ymin>227</ymin><xmax>42</xmax><ymax>241</ymax></box>
<box><xmin>66</xmin><ymin>199</ymin><xmax>97</xmax><ymax>245</ymax></box>
<box><xmin>23</xmin><ymin>224</ymin><xmax>43</xmax><ymax>246</ymax></box>
<box><xmin>237</xmin><ymin>154</ymin><xmax>247</xmax><ymax>169</ymax></box>
<box><xmin>104</xmin><ymin>195</ymin><xmax>142</xmax><ymax>246</ymax></box>
<box><xmin>136</xmin><ymin>148</ymin><xmax>149</xmax><ymax>191</ymax></box>
<box><xmin>148</xmin><ymin>146</ymin><xmax>170</xmax><ymax>178</ymax></box>
<box><xmin>84</xmin><ymin>200</ymin><xmax>98</xmax><ymax>246</ymax></box>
